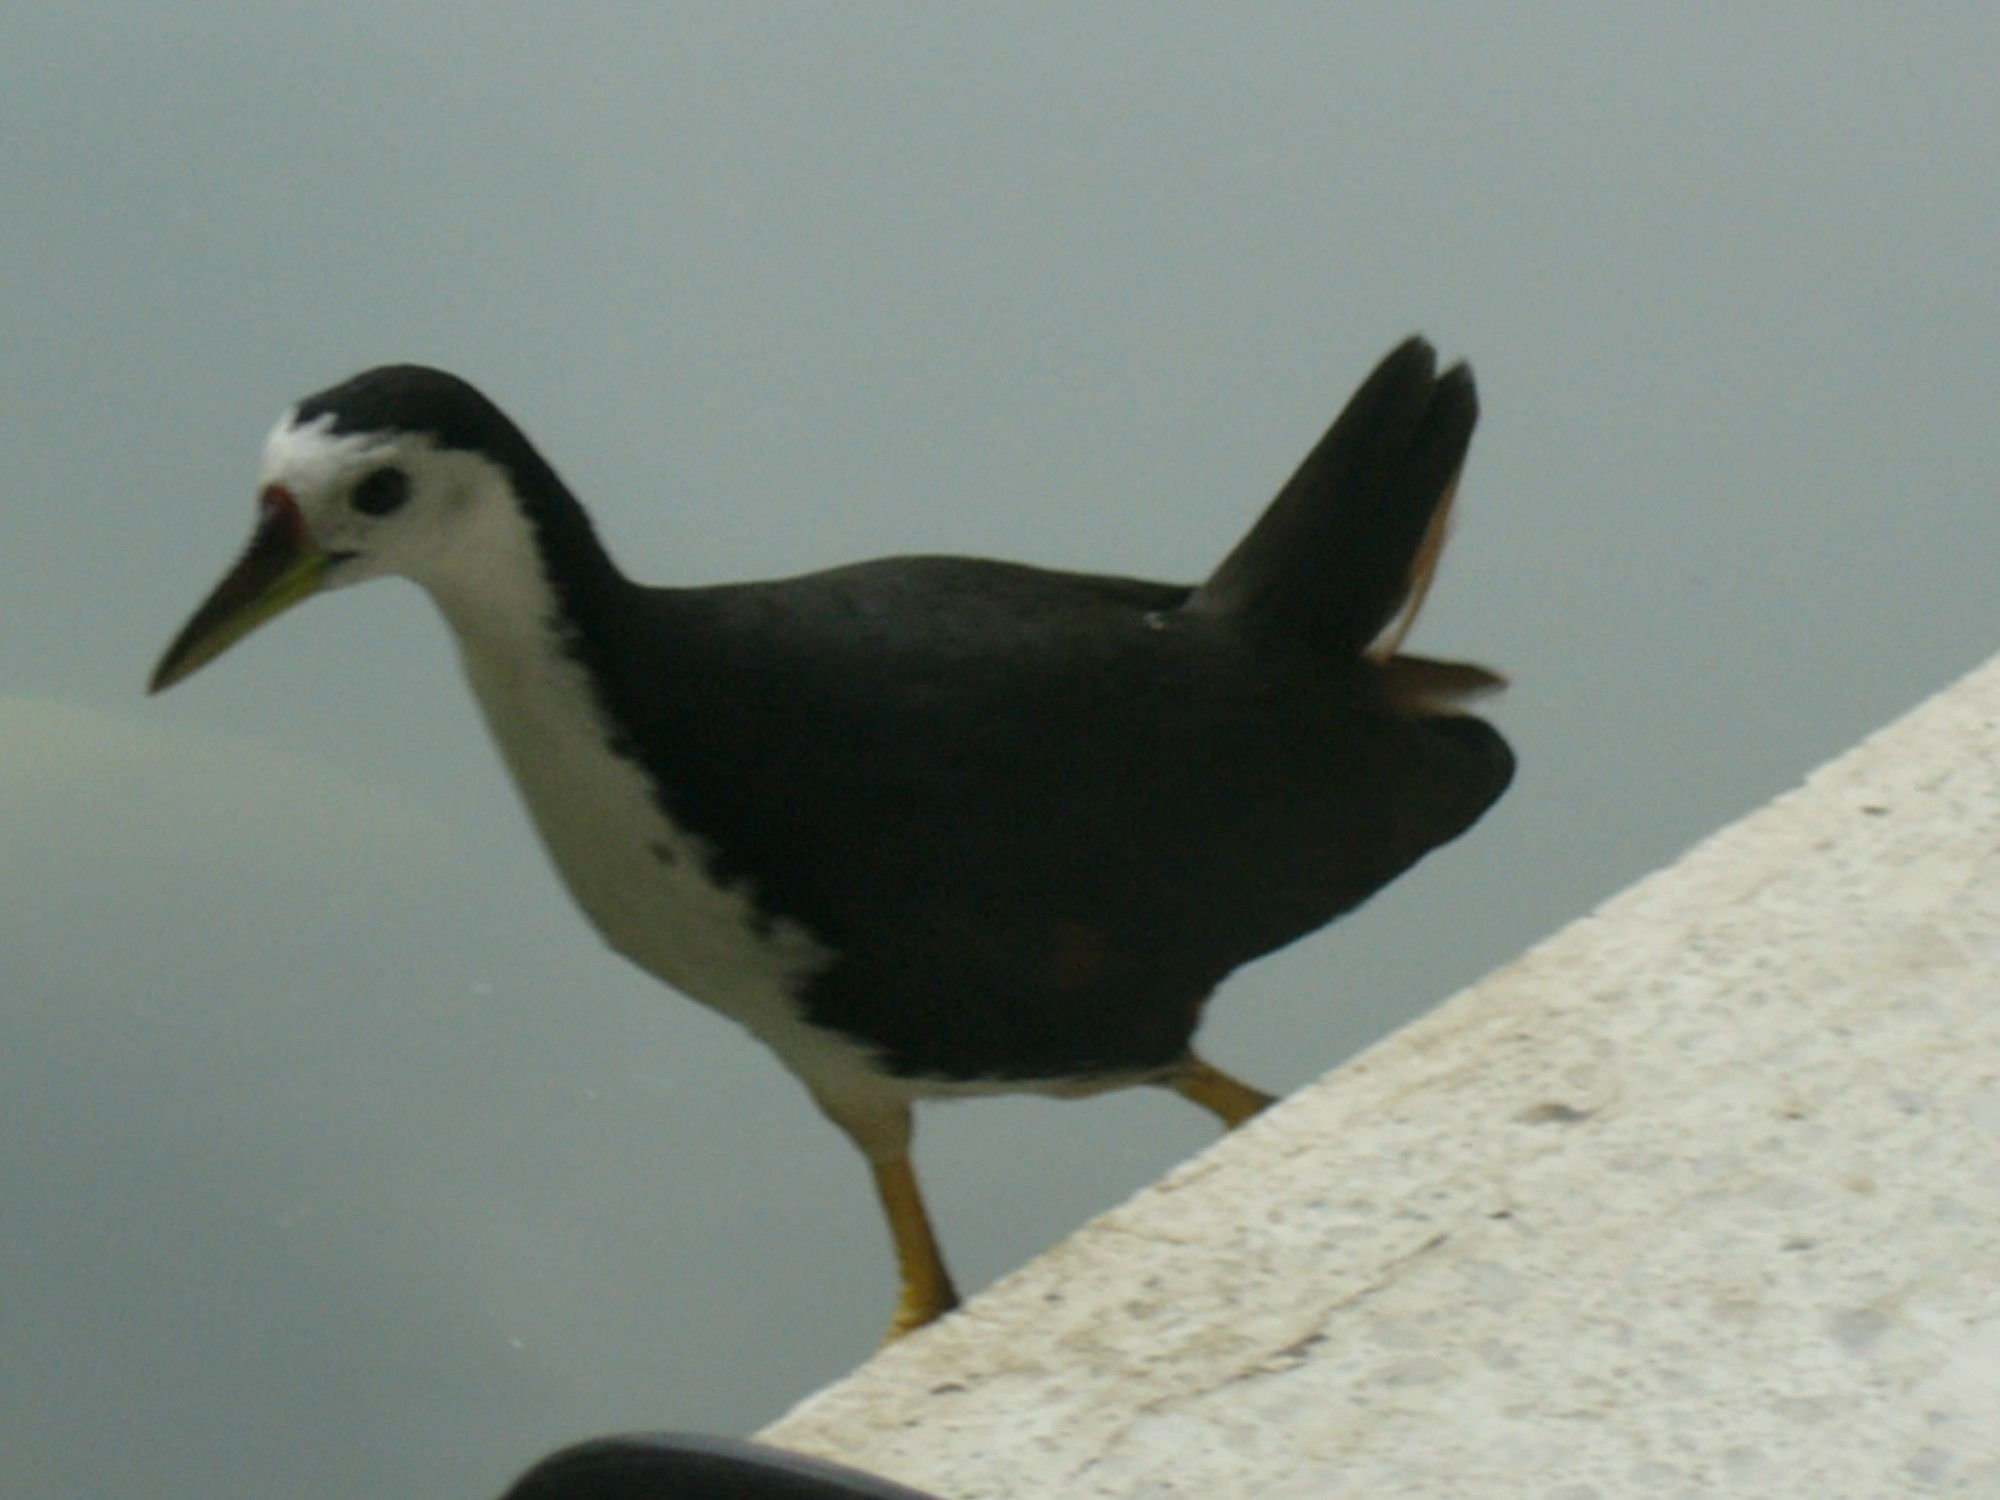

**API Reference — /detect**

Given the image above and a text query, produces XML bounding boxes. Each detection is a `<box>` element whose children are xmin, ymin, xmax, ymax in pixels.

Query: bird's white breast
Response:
<box><xmin>411</xmin><ymin>505</ymin><xmax>877</xmax><ymax>1095</ymax></box>
<box><xmin>465</xmin><ymin>633</ymin><xmax>813</xmax><ymax>996</ymax></box>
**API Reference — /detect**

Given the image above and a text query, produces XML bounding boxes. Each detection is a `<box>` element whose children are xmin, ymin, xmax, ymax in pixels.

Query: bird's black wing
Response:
<box><xmin>613</xmin><ymin>560</ymin><xmax>1507</xmax><ymax>1081</ymax></box>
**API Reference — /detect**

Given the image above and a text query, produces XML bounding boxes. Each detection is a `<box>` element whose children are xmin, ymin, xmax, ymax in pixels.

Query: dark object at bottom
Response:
<box><xmin>498</xmin><ymin>1434</ymin><xmax>944</xmax><ymax>1500</ymax></box>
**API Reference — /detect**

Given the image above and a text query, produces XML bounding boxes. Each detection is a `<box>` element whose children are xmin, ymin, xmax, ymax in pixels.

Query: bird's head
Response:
<box><xmin>149</xmin><ymin>366</ymin><xmax>559</xmax><ymax>693</ymax></box>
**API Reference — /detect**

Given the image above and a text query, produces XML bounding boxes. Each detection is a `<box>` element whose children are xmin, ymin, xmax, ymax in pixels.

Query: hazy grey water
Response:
<box><xmin>4</xmin><ymin>10</ymin><xmax>1997</xmax><ymax>1499</ymax></box>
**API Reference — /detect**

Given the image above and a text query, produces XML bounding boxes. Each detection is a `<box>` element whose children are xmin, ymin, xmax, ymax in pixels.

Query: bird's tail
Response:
<box><xmin>1190</xmin><ymin>337</ymin><xmax>1486</xmax><ymax>668</ymax></box>
<box><xmin>1374</xmin><ymin>653</ymin><xmax>1506</xmax><ymax>715</ymax></box>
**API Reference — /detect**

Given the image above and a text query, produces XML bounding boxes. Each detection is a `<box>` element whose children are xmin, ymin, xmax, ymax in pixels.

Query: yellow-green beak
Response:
<box><xmin>149</xmin><ymin>486</ymin><xmax>329</xmax><ymax>693</ymax></box>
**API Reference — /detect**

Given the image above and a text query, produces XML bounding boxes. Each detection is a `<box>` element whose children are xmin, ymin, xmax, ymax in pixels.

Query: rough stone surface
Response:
<box><xmin>763</xmin><ymin>656</ymin><xmax>2000</xmax><ymax>1498</ymax></box>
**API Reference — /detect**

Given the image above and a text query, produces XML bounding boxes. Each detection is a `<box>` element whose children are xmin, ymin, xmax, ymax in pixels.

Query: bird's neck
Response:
<box><xmin>417</xmin><ymin>463</ymin><xmax>635</xmax><ymax>679</ymax></box>
<box><xmin>418</xmin><ymin>474</ymin><xmax>652</xmax><ymax>854</ymax></box>
<box><xmin>413</xmin><ymin>472</ymin><xmax>835</xmax><ymax>1025</ymax></box>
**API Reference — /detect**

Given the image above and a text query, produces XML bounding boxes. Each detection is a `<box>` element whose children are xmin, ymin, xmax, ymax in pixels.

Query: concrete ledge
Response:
<box><xmin>762</xmin><ymin>653</ymin><xmax>2000</xmax><ymax>1496</ymax></box>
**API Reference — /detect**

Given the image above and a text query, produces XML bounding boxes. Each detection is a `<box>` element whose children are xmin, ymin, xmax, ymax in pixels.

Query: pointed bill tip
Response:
<box><xmin>149</xmin><ymin>488</ymin><xmax>327</xmax><ymax>693</ymax></box>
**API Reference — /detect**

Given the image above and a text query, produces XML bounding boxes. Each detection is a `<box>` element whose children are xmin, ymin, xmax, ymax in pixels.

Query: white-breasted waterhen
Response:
<box><xmin>150</xmin><ymin>336</ymin><xmax>1512</xmax><ymax>1337</ymax></box>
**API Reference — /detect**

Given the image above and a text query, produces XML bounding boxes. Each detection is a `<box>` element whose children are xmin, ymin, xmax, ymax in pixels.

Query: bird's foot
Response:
<box><xmin>871</xmin><ymin>1154</ymin><xmax>961</xmax><ymax>1342</ymax></box>
<box><xmin>882</xmin><ymin>1277</ymin><xmax>960</xmax><ymax>1344</ymax></box>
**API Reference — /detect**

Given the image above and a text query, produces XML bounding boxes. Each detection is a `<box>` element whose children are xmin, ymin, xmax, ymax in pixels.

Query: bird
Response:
<box><xmin>149</xmin><ymin>336</ymin><xmax>1512</xmax><ymax>1338</ymax></box>
<box><xmin>497</xmin><ymin>1433</ymin><xmax>944</xmax><ymax>1500</ymax></box>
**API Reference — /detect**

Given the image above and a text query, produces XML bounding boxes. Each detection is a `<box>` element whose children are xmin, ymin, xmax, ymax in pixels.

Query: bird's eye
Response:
<box><xmin>352</xmin><ymin>466</ymin><xmax>411</xmax><ymax>517</ymax></box>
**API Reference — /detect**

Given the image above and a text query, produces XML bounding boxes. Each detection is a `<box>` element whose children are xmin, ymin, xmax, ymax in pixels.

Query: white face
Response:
<box><xmin>153</xmin><ymin>387</ymin><xmax>558</xmax><ymax>694</ymax></box>
<box><xmin>259</xmin><ymin>414</ymin><xmax>518</xmax><ymax>595</ymax></box>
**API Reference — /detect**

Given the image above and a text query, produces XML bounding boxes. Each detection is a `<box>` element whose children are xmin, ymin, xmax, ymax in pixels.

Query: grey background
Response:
<box><xmin>4</xmin><ymin>9</ymin><xmax>1996</xmax><ymax>1499</ymax></box>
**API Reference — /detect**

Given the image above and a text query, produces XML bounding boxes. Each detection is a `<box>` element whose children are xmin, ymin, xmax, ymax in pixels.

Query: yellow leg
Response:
<box><xmin>1168</xmin><ymin>1057</ymin><xmax>1275</xmax><ymax>1130</ymax></box>
<box><xmin>871</xmin><ymin>1154</ymin><xmax>960</xmax><ymax>1340</ymax></box>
